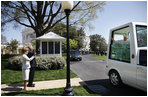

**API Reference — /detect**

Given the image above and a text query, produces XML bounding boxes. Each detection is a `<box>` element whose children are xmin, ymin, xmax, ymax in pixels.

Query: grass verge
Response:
<box><xmin>1</xmin><ymin>86</ymin><xmax>100</xmax><ymax>96</ymax></box>
<box><xmin>1</xmin><ymin>58</ymin><xmax>77</xmax><ymax>84</ymax></box>
<box><xmin>90</xmin><ymin>54</ymin><xmax>107</xmax><ymax>61</ymax></box>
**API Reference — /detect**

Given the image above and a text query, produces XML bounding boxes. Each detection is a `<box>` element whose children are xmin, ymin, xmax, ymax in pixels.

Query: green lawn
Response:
<box><xmin>1</xmin><ymin>58</ymin><xmax>77</xmax><ymax>84</ymax></box>
<box><xmin>2</xmin><ymin>86</ymin><xmax>100</xmax><ymax>96</ymax></box>
<box><xmin>90</xmin><ymin>54</ymin><xmax>107</xmax><ymax>61</ymax></box>
<box><xmin>1</xmin><ymin>59</ymin><xmax>9</xmax><ymax>70</ymax></box>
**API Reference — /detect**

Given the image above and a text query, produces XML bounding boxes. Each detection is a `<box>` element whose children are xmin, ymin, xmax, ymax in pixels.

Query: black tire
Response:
<box><xmin>109</xmin><ymin>71</ymin><xmax>122</xmax><ymax>87</ymax></box>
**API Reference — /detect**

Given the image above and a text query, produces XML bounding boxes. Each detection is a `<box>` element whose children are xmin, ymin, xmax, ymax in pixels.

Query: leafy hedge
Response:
<box><xmin>8</xmin><ymin>56</ymin><xmax>22</xmax><ymax>70</ymax></box>
<box><xmin>8</xmin><ymin>56</ymin><xmax>66</xmax><ymax>70</ymax></box>
<box><xmin>2</xmin><ymin>54</ymin><xmax>20</xmax><ymax>59</ymax></box>
<box><xmin>36</xmin><ymin>56</ymin><xmax>66</xmax><ymax>70</ymax></box>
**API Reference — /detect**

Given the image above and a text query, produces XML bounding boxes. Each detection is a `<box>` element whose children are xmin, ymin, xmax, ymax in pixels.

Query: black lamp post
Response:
<box><xmin>61</xmin><ymin>1</ymin><xmax>75</xmax><ymax>96</ymax></box>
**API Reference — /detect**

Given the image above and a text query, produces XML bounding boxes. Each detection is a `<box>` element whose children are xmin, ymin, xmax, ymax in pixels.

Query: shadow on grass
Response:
<box><xmin>1</xmin><ymin>88</ymin><xmax>63</xmax><ymax>96</ymax></box>
<box><xmin>1</xmin><ymin>83</ymin><xmax>24</xmax><ymax>93</ymax></box>
<box><xmin>82</xmin><ymin>85</ymin><xmax>99</xmax><ymax>95</ymax></box>
<box><xmin>1</xmin><ymin>91</ymin><xmax>63</xmax><ymax>96</ymax></box>
<box><xmin>1</xmin><ymin>84</ymin><xmax>98</xmax><ymax>96</ymax></box>
<box><xmin>2</xmin><ymin>79</ymin><xmax>146</xmax><ymax>96</ymax></box>
<box><xmin>83</xmin><ymin>79</ymin><xmax>147</xmax><ymax>96</ymax></box>
<box><xmin>78</xmin><ymin>81</ymin><xmax>98</xmax><ymax>95</ymax></box>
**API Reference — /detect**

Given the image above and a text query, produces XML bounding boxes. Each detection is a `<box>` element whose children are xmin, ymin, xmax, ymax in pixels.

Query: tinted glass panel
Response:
<box><xmin>55</xmin><ymin>42</ymin><xmax>60</xmax><ymax>54</ymax></box>
<box><xmin>136</xmin><ymin>25</ymin><xmax>147</xmax><ymax>47</ymax></box>
<box><xmin>48</xmin><ymin>42</ymin><xmax>53</xmax><ymax>54</ymax></box>
<box><xmin>109</xmin><ymin>26</ymin><xmax>130</xmax><ymax>63</ymax></box>
<box><xmin>42</xmin><ymin>42</ymin><xmax>47</xmax><ymax>54</ymax></box>
<box><xmin>139</xmin><ymin>50</ymin><xmax>147</xmax><ymax>66</ymax></box>
<box><xmin>70</xmin><ymin>51</ymin><xmax>80</xmax><ymax>57</ymax></box>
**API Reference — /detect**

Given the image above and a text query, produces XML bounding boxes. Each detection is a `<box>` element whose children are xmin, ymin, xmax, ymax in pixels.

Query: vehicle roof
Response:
<box><xmin>70</xmin><ymin>50</ymin><xmax>80</xmax><ymax>52</ymax></box>
<box><xmin>110</xmin><ymin>22</ymin><xmax>147</xmax><ymax>31</ymax></box>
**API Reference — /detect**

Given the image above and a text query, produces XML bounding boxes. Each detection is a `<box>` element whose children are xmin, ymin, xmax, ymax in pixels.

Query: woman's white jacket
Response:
<box><xmin>22</xmin><ymin>54</ymin><xmax>35</xmax><ymax>69</ymax></box>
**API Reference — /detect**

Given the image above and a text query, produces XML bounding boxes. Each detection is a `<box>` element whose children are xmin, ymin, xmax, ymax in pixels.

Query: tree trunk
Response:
<box><xmin>36</xmin><ymin>40</ymin><xmax>40</xmax><ymax>54</ymax></box>
<box><xmin>35</xmin><ymin>30</ymin><xmax>44</xmax><ymax>54</ymax></box>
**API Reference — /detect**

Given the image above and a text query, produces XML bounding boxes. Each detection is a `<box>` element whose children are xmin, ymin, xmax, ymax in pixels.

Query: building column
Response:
<box><xmin>3</xmin><ymin>49</ymin><xmax>5</xmax><ymax>55</ymax></box>
<box><xmin>53</xmin><ymin>42</ymin><xmax>55</xmax><ymax>55</ymax></box>
<box><xmin>40</xmin><ymin>41</ymin><xmax>42</xmax><ymax>55</ymax></box>
<box><xmin>17</xmin><ymin>48</ymin><xmax>19</xmax><ymax>54</ymax></box>
<box><xmin>60</xmin><ymin>41</ymin><xmax>62</xmax><ymax>56</ymax></box>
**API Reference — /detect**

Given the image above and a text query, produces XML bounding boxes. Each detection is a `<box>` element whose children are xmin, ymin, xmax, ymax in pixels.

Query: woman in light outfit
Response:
<box><xmin>22</xmin><ymin>47</ymin><xmax>35</xmax><ymax>90</ymax></box>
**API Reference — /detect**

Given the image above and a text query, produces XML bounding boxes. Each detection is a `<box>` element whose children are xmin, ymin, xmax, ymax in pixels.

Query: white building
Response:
<box><xmin>80</xmin><ymin>35</ymin><xmax>90</xmax><ymax>51</ymax></box>
<box><xmin>36</xmin><ymin>32</ymin><xmax>66</xmax><ymax>56</ymax></box>
<box><xmin>21</xmin><ymin>27</ymin><xmax>66</xmax><ymax>56</ymax></box>
<box><xmin>22</xmin><ymin>27</ymin><xmax>90</xmax><ymax>53</ymax></box>
<box><xmin>21</xmin><ymin>27</ymin><xmax>36</xmax><ymax>44</ymax></box>
<box><xmin>1</xmin><ymin>42</ymin><xmax>23</xmax><ymax>54</ymax></box>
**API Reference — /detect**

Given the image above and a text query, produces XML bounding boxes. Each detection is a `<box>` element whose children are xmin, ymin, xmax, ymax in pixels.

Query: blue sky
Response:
<box><xmin>85</xmin><ymin>1</ymin><xmax>147</xmax><ymax>42</ymax></box>
<box><xmin>2</xmin><ymin>1</ymin><xmax>147</xmax><ymax>43</ymax></box>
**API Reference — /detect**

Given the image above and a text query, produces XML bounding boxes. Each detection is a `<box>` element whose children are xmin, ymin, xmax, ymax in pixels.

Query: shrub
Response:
<box><xmin>36</xmin><ymin>56</ymin><xmax>66</xmax><ymax>70</ymax></box>
<box><xmin>8</xmin><ymin>55</ymin><xmax>66</xmax><ymax>70</ymax></box>
<box><xmin>2</xmin><ymin>54</ymin><xmax>20</xmax><ymax>59</ymax></box>
<box><xmin>8</xmin><ymin>56</ymin><xmax>22</xmax><ymax>70</ymax></box>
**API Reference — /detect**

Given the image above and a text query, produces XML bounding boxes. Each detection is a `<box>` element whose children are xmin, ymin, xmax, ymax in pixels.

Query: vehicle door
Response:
<box><xmin>137</xmin><ymin>50</ymin><xmax>147</xmax><ymax>91</ymax></box>
<box><xmin>109</xmin><ymin>26</ymin><xmax>137</xmax><ymax>85</ymax></box>
<box><xmin>135</xmin><ymin>25</ymin><xmax>147</xmax><ymax>91</ymax></box>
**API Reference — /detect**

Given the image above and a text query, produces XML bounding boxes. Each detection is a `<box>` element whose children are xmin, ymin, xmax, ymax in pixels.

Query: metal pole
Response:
<box><xmin>66</xmin><ymin>9</ymin><xmax>70</xmax><ymax>88</ymax></box>
<box><xmin>62</xmin><ymin>9</ymin><xmax>75</xmax><ymax>96</ymax></box>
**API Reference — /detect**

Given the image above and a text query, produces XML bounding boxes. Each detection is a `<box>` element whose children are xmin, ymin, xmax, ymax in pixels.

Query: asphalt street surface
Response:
<box><xmin>70</xmin><ymin>55</ymin><xmax>147</xmax><ymax>96</ymax></box>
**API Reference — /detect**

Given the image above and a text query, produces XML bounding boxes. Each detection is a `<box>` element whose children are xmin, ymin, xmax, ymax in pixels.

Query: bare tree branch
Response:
<box><xmin>44</xmin><ymin>1</ymin><xmax>54</xmax><ymax>25</ymax></box>
<box><xmin>51</xmin><ymin>16</ymin><xmax>66</xmax><ymax>28</ymax></box>
<box><xmin>20</xmin><ymin>1</ymin><xmax>35</xmax><ymax>28</ymax></box>
<box><xmin>29</xmin><ymin>1</ymin><xmax>37</xmax><ymax>17</ymax></box>
<box><xmin>42</xmin><ymin>1</ymin><xmax>48</xmax><ymax>18</ymax></box>
<box><xmin>2</xmin><ymin>1</ymin><xmax>105</xmax><ymax>38</ymax></box>
<box><xmin>42</xmin><ymin>1</ymin><xmax>81</xmax><ymax>34</ymax></box>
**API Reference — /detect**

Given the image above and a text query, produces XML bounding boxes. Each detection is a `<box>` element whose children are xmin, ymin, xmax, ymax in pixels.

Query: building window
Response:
<box><xmin>30</xmin><ymin>34</ymin><xmax>36</xmax><ymax>38</ymax></box>
<box><xmin>23</xmin><ymin>36</ymin><xmax>25</xmax><ymax>40</ymax></box>
<box><xmin>42</xmin><ymin>41</ymin><xmax>60</xmax><ymax>55</ymax></box>
<box><xmin>48</xmin><ymin>42</ymin><xmax>53</xmax><ymax>54</ymax></box>
<box><xmin>26</xmin><ymin>35</ymin><xmax>28</xmax><ymax>40</ymax></box>
<box><xmin>55</xmin><ymin>42</ymin><xmax>60</xmax><ymax>54</ymax></box>
<box><xmin>42</xmin><ymin>42</ymin><xmax>47</xmax><ymax>54</ymax></box>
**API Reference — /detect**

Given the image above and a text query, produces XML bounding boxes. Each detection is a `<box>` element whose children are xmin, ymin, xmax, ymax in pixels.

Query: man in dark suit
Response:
<box><xmin>27</xmin><ymin>45</ymin><xmax>37</xmax><ymax>87</ymax></box>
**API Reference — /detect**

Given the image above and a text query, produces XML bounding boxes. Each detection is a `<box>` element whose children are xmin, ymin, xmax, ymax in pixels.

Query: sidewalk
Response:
<box><xmin>1</xmin><ymin>78</ymin><xmax>86</xmax><ymax>94</ymax></box>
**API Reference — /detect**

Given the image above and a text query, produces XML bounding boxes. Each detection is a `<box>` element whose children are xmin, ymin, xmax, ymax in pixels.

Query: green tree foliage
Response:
<box><xmin>1</xmin><ymin>1</ymin><xmax>105</xmax><ymax>53</ymax></box>
<box><xmin>1</xmin><ymin>1</ymin><xmax>105</xmax><ymax>37</ymax></box>
<box><xmin>50</xmin><ymin>23</ymin><xmax>66</xmax><ymax>37</ymax></box>
<box><xmin>76</xmin><ymin>28</ymin><xmax>86</xmax><ymax>49</ymax></box>
<box><xmin>90</xmin><ymin>34</ymin><xmax>107</xmax><ymax>52</ymax></box>
<box><xmin>70</xmin><ymin>39</ymin><xmax>78</xmax><ymax>50</ymax></box>
<box><xmin>51</xmin><ymin>23</ymin><xmax>85</xmax><ymax>50</ymax></box>
<box><xmin>7</xmin><ymin>39</ymin><xmax>19</xmax><ymax>54</ymax></box>
<box><xmin>31</xmin><ymin>40</ymin><xmax>36</xmax><ymax>50</ymax></box>
<box><xmin>62</xmin><ymin>39</ymin><xmax>78</xmax><ymax>52</ymax></box>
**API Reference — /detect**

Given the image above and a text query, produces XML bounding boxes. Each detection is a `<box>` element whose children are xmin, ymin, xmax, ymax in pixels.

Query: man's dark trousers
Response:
<box><xmin>27</xmin><ymin>50</ymin><xmax>36</xmax><ymax>86</ymax></box>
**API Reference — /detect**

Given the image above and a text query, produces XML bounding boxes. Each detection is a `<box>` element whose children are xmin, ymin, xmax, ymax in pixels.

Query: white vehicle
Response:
<box><xmin>106</xmin><ymin>22</ymin><xmax>147</xmax><ymax>92</ymax></box>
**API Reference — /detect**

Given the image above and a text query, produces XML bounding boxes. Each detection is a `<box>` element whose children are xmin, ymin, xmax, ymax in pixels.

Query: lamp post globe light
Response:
<box><xmin>61</xmin><ymin>1</ymin><xmax>75</xmax><ymax>96</ymax></box>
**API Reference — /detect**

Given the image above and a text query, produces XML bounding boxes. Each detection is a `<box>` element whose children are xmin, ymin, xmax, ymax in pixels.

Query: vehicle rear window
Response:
<box><xmin>136</xmin><ymin>25</ymin><xmax>147</xmax><ymax>47</ymax></box>
<box><xmin>139</xmin><ymin>50</ymin><xmax>147</xmax><ymax>66</ymax></box>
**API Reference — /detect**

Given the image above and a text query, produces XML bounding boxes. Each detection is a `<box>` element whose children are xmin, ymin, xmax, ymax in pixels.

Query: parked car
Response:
<box><xmin>106</xmin><ymin>22</ymin><xmax>147</xmax><ymax>92</ymax></box>
<box><xmin>70</xmin><ymin>50</ymin><xmax>82</xmax><ymax>61</ymax></box>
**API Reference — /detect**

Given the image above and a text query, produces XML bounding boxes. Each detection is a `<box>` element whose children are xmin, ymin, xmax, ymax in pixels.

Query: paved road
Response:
<box><xmin>70</xmin><ymin>55</ymin><xmax>146</xmax><ymax>96</ymax></box>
